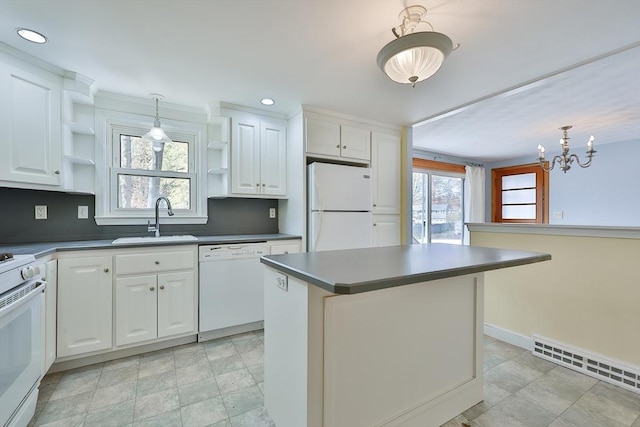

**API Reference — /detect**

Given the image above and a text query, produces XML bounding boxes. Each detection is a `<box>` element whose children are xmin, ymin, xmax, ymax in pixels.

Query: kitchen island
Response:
<box><xmin>260</xmin><ymin>243</ymin><xmax>550</xmax><ymax>427</ymax></box>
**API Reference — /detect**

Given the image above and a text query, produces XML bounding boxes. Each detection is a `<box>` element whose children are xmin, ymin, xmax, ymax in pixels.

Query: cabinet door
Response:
<box><xmin>0</xmin><ymin>59</ymin><xmax>62</xmax><ymax>186</ymax></box>
<box><xmin>115</xmin><ymin>275</ymin><xmax>158</xmax><ymax>346</ymax></box>
<box><xmin>341</xmin><ymin>125</ymin><xmax>371</xmax><ymax>161</ymax></box>
<box><xmin>306</xmin><ymin>117</ymin><xmax>340</xmax><ymax>157</ymax></box>
<box><xmin>372</xmin><ymin>214</ymin><xmax>401</xmax><ymax>247</ymax></box>
<box><xmin>57</xmin><ymin>256</ymin><xmax>112</xmax><ymax>357</ymax></box>
<box><xmin>231</xmin><ymin>115</ymin><xmax>261</xmax><ymax>195</ymax></box>
<box><xmin>157</xmin><ymin>271</ymin><xmax>195</xmax><ymax>338</ymax></box>
<box><xmin>260</xmin><ymin>120</ymin><xmax>287</xmax><ymax>196</ymax></box>
<box><xmin>371</xmin><ymin>133</ymin><xmax>401</xmax><ymax>214</ymax></box>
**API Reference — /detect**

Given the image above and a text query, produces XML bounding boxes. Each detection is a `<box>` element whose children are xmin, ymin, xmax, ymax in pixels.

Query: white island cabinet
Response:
<box><xmin>261</xmin><ymin>244</ymin><xmax>551</xmax><ymax>427</ymax></box>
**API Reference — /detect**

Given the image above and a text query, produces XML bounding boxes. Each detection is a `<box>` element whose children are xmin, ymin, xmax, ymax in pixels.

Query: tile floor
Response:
<box><xmin>29</xmin><ymin>332</ymin><xmax>640</xmax><ymax>427</ymax></box>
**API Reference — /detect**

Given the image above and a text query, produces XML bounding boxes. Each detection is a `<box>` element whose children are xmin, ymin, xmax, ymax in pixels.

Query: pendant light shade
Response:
<box><xmin>377</xmin><ymin>6</ymin><xmax>456</xmax><ymax>87</ymax></box>
<box><xmin>142</xmin><ymin>95</ymin><xmax>172</xmax><ymax>151</ymax></box>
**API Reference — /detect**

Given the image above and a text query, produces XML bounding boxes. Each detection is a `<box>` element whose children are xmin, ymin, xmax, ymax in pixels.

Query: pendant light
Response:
<box><xmin>377</xmin><ymin>5</ymin><xmax>456</xmax><ymax>87</ymax></box>
<box><xmin>142</xmin><ymin>94</ymin><xmax>172</xmax><ymax>152</ymax></box>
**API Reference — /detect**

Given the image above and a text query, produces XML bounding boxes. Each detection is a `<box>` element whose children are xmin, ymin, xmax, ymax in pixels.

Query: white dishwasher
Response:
<box><xmin>198</xmin><ymin>243</ymin><xmax>269</xmax><ymax>339</ymax></box>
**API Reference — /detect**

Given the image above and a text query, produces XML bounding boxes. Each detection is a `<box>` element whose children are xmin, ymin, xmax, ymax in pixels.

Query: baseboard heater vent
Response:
<box><xmin>532</xmin><ymin>335</ymin><xmax>639</xmax><ymax>394</ymax></box>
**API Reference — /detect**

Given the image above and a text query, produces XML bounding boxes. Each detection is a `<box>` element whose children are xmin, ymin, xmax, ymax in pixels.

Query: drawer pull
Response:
<box><xmin>160</xmin><ymin>285</ymin><xmax>165</xmax><ymax>290</ymax></box>
<box><xmin>155</xmin><ymin>261</ymin><xmax>160</xmax><ymax>265</ymax></box>
<box><xmin>104</xmin><ymin>268</ymin><xmax>109</xmax><ymax>273</ymax></box>
<box><xmin>150</xmin><ymin>286</ymin><xmax>155</xmax><ymax>291</ymax></box>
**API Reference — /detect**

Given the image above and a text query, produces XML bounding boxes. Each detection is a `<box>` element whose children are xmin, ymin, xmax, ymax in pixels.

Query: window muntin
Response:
<box><xmin>119</xmin><ymin>135</ymin><xmax>189</xmax><ymax>172</ymax></box>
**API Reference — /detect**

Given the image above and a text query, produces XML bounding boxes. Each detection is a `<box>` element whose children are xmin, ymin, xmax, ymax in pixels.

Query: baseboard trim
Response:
<box><xmin>484</xmin><ymin>323</ymin><xmax>533</xmax><ymax>351</ymax></box>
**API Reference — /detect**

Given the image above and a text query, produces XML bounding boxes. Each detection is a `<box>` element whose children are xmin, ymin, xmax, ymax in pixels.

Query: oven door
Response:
<box><xmin>0</xmin><ymin>279</ymin><xmax>45</xmax><ymax>427</ymax></box>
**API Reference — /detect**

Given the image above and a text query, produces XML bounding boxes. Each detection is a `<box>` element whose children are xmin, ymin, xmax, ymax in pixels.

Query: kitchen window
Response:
<box><xmin>94</xmin><ymin>108</ymin><xmax>207</xmax><ymax>225</ymax></box>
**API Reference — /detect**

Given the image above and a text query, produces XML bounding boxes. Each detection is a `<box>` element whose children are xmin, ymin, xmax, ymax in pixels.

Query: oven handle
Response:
<box><xmin>0</xmin><ymin>279</ymin><xmax>46</xmax><ymax>317</ymax></box>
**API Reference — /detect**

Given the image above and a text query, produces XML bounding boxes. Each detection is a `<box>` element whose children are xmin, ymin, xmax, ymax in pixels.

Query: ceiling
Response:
<box><xmin>1</xmin><ymin>0</ymin><xmax>639</xmax><ymax>162</ymax></box>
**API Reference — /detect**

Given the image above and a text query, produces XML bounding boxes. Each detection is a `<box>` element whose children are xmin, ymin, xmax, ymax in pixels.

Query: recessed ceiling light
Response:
<box><xmin>17</xmin><ymin>28</ymin><xmax>48</xmax><ymax>44</ymax></box>
<box><xmin>260</xmin><ymin>98</ymin><xmax>275</xmax><ymax>106</ymax></box>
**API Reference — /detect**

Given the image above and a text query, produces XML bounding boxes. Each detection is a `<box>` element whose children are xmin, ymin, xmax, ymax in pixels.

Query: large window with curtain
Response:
<box><xmin>412</xmin><ymin>159</ymin><xmax>465</xmax><ymax>245</ymax></box>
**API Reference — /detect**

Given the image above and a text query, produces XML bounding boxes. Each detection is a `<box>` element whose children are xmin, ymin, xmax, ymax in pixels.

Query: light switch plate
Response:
<box><xmin>78</xmin><ymin>206</ymin><xmax>89</xmax><ymax>219</ymax></box>
<box><xmin>269</xmin><ymin>208</ymin><xmax>276</xmax><ymax>219</ymax></box>
<box><xmin>553</xmin><ymin>211</ymin><xmax>563</xmax><ymax>219</ymax></box>
<box><xmin>276</xmin><ymin>274</ymin><xmax>288</xmax><ymax>292</ymax></box>
<box><xmin>35</xmin><ymin>205</ymin><xmax>47</xmax><ymax>220</ymax></box>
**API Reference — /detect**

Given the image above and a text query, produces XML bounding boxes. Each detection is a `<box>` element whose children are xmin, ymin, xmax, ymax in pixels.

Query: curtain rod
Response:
<box><xmin>466</xmin><ymin>162</ymin><xmax>484</xmax><ymax>167</ymax></box>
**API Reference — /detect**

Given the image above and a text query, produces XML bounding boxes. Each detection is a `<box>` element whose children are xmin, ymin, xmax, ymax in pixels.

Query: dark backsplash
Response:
<box><xmin>0</xmin><ymin>187</ymin><xmax>279</xmax><ymax>244</ymax></box>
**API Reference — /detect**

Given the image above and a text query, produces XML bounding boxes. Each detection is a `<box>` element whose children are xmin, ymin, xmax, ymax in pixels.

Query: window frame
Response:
<box><xmin>94</xmin><ymin>108</ymin><xmax>207</xmax><ymax>226</ymax></box>
<box><xmin>491</xmin><ymin>163</ymin><xmax>549</xmax><ymax>224</ymax></box>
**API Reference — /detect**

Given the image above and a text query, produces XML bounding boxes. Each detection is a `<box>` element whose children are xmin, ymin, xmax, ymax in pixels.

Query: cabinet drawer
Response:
<box><xmin>116</xmin><ymin>250</ymin><xmax>194</xmax><ymax>275</ymax></box>
<box><xmin>270</xmin><ymin>243</ymin><xmax>301</xmax><ymax>255</ymax></box>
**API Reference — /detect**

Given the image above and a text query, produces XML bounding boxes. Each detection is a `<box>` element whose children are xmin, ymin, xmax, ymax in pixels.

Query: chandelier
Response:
<box><xmin>537</xmin><ymin>126</ymin><xmax>595</xmax><ymax>173</ymax></box>
<box><xmin>142</xmin><ymin>94</ymin><xmax>172</xmax><ymax>152</ymax></box>
<box><xmin>376</xmin><ymin>5</ymin><xmax>456</xmax><ymax>87</ymax></box>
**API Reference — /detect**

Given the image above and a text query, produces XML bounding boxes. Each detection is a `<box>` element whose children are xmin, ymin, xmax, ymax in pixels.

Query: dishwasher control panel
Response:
<box><xmin>199</xmin><ymin>244</ymin><xmax>269</xmax><ymax>261</ymax></box>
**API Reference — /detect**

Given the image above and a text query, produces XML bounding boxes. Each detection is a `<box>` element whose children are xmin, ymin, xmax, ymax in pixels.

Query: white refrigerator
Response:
<box><xmin>308</xmin><ymin>162</ymin><xmax>373</xmax><ymax>252</ymax></box>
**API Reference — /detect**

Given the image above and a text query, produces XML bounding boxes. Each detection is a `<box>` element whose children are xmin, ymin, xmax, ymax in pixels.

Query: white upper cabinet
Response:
<box><xmin>371</xmin><ymin>132</ymin><xmax>401</xmax><ymax>214</ymax></box>
<box><xmin>229</xmin><ymin>111</ymin><xmax>287</xmax><ymax>198</ymax></box>
<box><xmin>0</xmin><ymin>54</ymin><xmax>62</xmax><ymax>187</ymax></box>
<box><xmin>306</xmin><ymin>116</ymin><xmax>371</xmax><ymax>162</ymax></box>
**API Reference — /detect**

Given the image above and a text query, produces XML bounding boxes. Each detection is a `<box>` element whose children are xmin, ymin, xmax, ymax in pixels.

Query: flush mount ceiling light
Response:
<box><xmin>16</xmin><ymin>28</ymin><xmax>48</xmax><ymax>44</ymax></box>
<box><xmin>377</xmin><ymin>5</ymin><xmax>456</xmax><ymax>87</ymax></box>
<box><xmin>142</xmin><ymin>94</ymin><xmax>172</xmax><ymax>152</ymax></box>
<box><xmin>260</xmin><ymin>98</ymin><xmax>275</xmax><ymax>106</ymax></box>
<box><xmin>537</xmin><ymin>126</ymin><xmax>596</xmax><ymax>173</ymax></box>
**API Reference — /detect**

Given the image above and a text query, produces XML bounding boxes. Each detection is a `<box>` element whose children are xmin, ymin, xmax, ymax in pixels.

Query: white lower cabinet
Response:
<box><xmin>57</xmin><ymin>256</ymin><xmax>112</xmax><ymax>358</ymax></box>
<box><xmin>43</xmin><ymin>260</ymin><xmax>57</xmax><ymax>372</ymax></box>
<box><xmin>373</xmin><ymin>215</ymin><xmax>401</xmax><ymax>247</ymax></box>
<box><xmin>115</xmin><ymin>247</ymin><xmax>196</xmax><ymax>347</ymax></box>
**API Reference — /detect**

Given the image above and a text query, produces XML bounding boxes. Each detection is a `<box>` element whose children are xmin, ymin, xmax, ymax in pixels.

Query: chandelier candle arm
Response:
<box><xmin>537</xmin><ymin>126</ymin><xmax>595</xmax><ymax>173</ymax></box>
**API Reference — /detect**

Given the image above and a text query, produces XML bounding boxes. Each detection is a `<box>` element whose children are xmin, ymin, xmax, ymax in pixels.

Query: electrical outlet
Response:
<box><xmin>35</xmin><ymin>205</ymin><xmax>47</xmax><ymax>220</ymax></box>
<box><xmin>78</xmin><ymin>206</ymin><xmax>89</xmax><ymax>219</ymax></box>
<box><xmin>269</xmin><ymin>208</ymin><xmax>276</xmax><ymax>219</ymax></box>
<box><xmin>553</xmin><ymin>211</ymin><xmax>564</xmax><ymax>219</ymax></box>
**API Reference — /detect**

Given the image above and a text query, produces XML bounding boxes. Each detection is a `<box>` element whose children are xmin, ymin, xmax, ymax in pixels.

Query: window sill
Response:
<box><xmin>95</xmin><ymin>215</ymin><xmax>208</xmax><ymax>226</ymax></box>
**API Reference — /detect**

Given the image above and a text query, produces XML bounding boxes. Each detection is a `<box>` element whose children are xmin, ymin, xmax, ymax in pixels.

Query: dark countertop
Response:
<box><xmin>260</xmin><ymin>243</ymin><xmax>551</xmax><ymax>294</ymax></box>
<box><xmin>0</xmin><ymin>234</ymin><xmax>301</xmax><ymax>258</ymax></box>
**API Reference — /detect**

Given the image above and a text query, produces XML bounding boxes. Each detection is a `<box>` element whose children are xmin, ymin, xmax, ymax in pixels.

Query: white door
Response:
<box><xmin>308</xmin><ymin>163</ymin><xmax>372</xmax><ymax>211</ymax></box>
<box><xmin>57</xmin><ymin>256</ymin><xmax>112</xmax><ymax>357</ymax></box>
<box><xmin>0</xmin><ymin>59</ymin><xmax>62</xmax><ymax>186</ymax></box>
<box><xmin>115</xmin><ymin>275</ymin><xmax>157</xmax><ymax>346</ymax></box>
<box><xmin>372</xmin><ymin>214</ymin><xmax>401</xmax><ymax>247</ymax></box>
<box><xmin>305</xmin><ymin>117</ymin><xmax>340</xmax><ymax>157</ymax></box>
<box><xmin>260</xmin><ymin>120</ymin><xmax>287</xmax><ymax>196</ymax></box>
<box><xmin>340</xmin><ymin>125</ymin><xmax>371</xmax><ymax>161</ymax></box>
<box><xmin>372</xmin><ymin>133</ymin><xmax>401</xmax><ymax>214</ymax></box>
<box><xmin>157</xmin><ymin>271</ymin><xmax>195</xmax><ymax>338</ymax></box>
<box><xmin>231</xmin><ymin>115</ymin><xmax>261</xmax><ymax>195</ymax></box>
<box><xmin>309</xmin><ymin>211</ymin><xmax>373</xmax><ymax>252</ymax></box>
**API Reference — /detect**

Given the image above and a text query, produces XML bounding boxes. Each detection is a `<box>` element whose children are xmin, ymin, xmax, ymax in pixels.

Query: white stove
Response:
<box><xmin>0</xmin><ymin>252</ymin><xmax>45</xmax><ymax>427</ymax></box>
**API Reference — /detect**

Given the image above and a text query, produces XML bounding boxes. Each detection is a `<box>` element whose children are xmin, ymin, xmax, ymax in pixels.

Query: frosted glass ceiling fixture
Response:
<box><xmin>377</xmin><ymin>5</ymin><xmax>457</xmax><ymax>87</ymax></box>
<box><xmin>537</xmin><ymin>126</ymin><xmax>595</xmax><ymax>173</ymax></box>
<box><xmin>16</xmin><ymin>28</ymin><xmax>47</xmax><ymax>44</ymax></box>
<box><xmin>142</xmin><ymin>94</ymin><xmax>172</xmax><ymax>152</ymax></box>
<box><xmin>261</xmin><ymin>98</ymin><xmax>275</xmax><ymax>106</ymax></box>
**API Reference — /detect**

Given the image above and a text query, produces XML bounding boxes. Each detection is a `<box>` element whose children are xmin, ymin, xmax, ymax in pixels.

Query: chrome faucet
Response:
<box><xmin>148</xmin><ymin>197</ymin><xmax>174</xmax><ymax>237</ymax></box>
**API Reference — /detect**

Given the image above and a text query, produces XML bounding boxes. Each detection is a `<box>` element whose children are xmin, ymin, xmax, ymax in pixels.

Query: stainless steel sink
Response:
<box><xmin>111</xmin><ymin>235</ymin><xmax>198</xmax><ymax>245</ymax></box>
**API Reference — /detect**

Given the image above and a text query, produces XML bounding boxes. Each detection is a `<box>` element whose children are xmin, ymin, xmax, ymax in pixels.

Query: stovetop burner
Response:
<box><xmin>0</xmin><ymin>253</ymin><xmax>14</xmax><ymax>262</ymax></box>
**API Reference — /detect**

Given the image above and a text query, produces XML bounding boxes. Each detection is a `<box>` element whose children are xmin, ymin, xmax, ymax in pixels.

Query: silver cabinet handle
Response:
<box><xmin>54</xmin><ymin>170</ymin><xmax>61</xmax><ymax>175</ymax></box>
<box><xmin>373</xmin><ymin>223</ymin><xmax>377</xmax><ymax>226</ymax></box>
<box><xmin>104</xmin><ymin>268</ymin><xmax>109</xmax><ymax>273</ymax></box>
<box><xmin>343</xmin><ymin>145</ymin><xmax>347</xmax><ymax>149</ymax></box>
<box><xmin>336</xmin><ymin>144</ymin><xmax>340</xmax><ymax>148</ymax></box>
<box><xmin>256</xmin><ymin>183</ymin><xmax>260</xmax><ymax>187</ymax></box>
<box><xmin>373</xmin><ymin>204</ymin><xmax>377</xmax><ymax>207</ymax></box>
<box><xmin>160</xmin><ymin>285</ymin><xmax>165</xmax><ymax>290</ymax></box>
<box><xmin>150</xmin><ymin>286</ymin><xmax>155</xmax><ymax>291</ymax></box>
<box><xmin>262</xmin><ymin>183</ymin><xmax>265</xmax><ymax>187</ymax></box>
<box><xmin>155</xmin><ymin>261</ymin><xmax>160</xmax><ymax>265</ymax></box>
